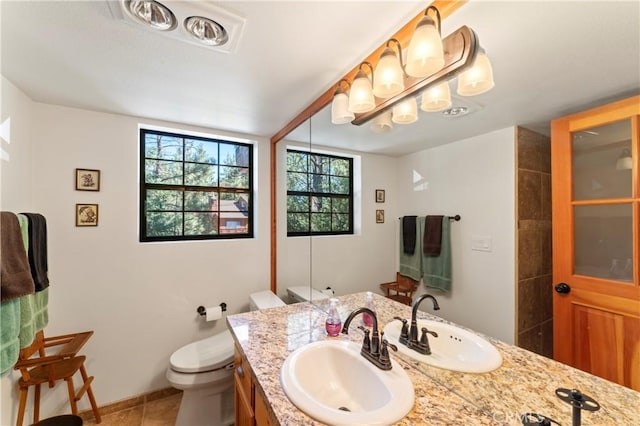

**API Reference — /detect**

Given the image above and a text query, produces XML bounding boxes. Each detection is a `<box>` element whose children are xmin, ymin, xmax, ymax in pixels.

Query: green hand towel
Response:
<box><xmin>15</xmin><ymin>215</ymin><xmax>49</xmax><ymax>348</ymax></box>
<box><xmin>421</xmin><ymin>216</ymin><xmax>452</xmax><ymax>292</ymax></box>
<box><xmin>1</xmin><ymin>299</ymin><xmax>21</xmax><ymax>375</ymax></box>
<box><xmin>399</xmin><ymin>219</ymin><xmax>423</xmax><ymax>281</ymax></box>
<box><xmin>16</xmin><ymin>214</ymin><xmax>29</xmax><ymax>251</ymax></box>
<box><xmin>19</xmin><ymin>289</ymin><xmax>49</xmax><ymax>348</ymax></box>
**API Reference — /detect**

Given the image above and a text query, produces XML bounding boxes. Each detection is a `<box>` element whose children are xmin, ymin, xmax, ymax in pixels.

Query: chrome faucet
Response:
<box><xmin>396</xmin><ymin>294</ymin><xmax>440</xmax><ymax>355</ymax></box>
<box><xmin>341</xmin><ymin>307</ymin><xmax>397</xmax><ymax>370</ymax></box>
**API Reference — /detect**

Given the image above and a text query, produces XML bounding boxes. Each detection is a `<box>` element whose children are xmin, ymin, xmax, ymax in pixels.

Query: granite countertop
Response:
<box><xmin>227</xmin><ymin>292</ymin><xmax>640</xmax><ymax>425</ymax></box>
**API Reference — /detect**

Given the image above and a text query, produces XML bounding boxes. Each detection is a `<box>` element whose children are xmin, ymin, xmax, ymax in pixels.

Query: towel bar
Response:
<box><xmin>398</xmin><ymin>215</ymin><xmax>461</xmax><ymax>221</ymax></box>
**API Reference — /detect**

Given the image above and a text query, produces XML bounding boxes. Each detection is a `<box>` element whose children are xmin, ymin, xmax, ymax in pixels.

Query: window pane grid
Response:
<box><xmin>140</xmin><ymin>129</ymin><xmax>252</xmax><ymax>241</ymax></box>
<box><xmin>286</xmin><ymin>149</ymin><xmax>353</xmax><ymax>236</ymax></box>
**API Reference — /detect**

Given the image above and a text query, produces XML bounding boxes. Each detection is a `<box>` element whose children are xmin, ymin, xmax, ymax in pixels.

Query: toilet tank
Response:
<box><xmin>286</xmin><ymin>286</ymin><xmax>330</xmax><ymax>303</ymax></box>
<box><xmin>249</xmin><ymin>291</ymin><xmax>286</xmax><ymax>311</ymax></box>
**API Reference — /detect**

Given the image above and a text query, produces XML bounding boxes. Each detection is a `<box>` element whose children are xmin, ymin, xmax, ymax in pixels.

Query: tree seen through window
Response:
<box><xmin>140</xmin><ymin>129</ymin><xmax>253</xmax><ymax>241</ymax></box>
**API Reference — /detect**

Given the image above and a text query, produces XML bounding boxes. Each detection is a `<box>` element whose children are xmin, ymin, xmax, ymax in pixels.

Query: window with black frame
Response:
<box><xmin>140</xmin><ymin>129</ymin><xmax>253</xmax><ymax>242</ymax></box>
<box><xmin>286</xmin><ymin>149</ymin><xmax>353</xmax><ymax>236</ymax></box>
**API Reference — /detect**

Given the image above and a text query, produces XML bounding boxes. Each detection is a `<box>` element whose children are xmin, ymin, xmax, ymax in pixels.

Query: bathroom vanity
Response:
<box><xmin>227</xmin><ymin>293</ymin><xmax>639</xmax><ymax>425</ymax></box>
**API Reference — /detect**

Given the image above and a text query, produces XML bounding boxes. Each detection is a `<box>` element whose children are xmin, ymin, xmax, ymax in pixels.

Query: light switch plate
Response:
<box><xmin>472</xmin><ymin>236</ymin><xmax>492</xmax><ymax>252</ymax></box>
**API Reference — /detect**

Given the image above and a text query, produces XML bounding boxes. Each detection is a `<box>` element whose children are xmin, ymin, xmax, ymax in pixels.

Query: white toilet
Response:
<box><xmin>287</xmin><ymin>286</ymin><xmax>330</xmax><ymax>303</ymax></box>
<box><xmin>166</xmin><ymin>291</ymin><xmax>285</xmax><ymax>425</ymax></box>
<box><xmin>166</xmin><ymin>330</ymin><xmax>235</xmax><ymax>426</ymax></box>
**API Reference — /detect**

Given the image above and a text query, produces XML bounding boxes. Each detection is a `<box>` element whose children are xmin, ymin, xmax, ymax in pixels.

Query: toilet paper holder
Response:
<box><xmin>197</xmin><ymin>303</ymin><xmax>227</xmax><ymax>317</ymax></box>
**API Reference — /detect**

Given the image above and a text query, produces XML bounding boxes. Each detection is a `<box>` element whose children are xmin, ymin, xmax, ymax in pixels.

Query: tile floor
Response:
<box><xmin>80</xmin><ymin>390</ymin><xmax>181</xmax><ymax>426</ymax></box>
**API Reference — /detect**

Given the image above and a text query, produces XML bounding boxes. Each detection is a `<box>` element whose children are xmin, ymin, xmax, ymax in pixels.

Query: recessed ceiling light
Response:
<box><xmin>184</xmin><ymin>16</ymin><xmax>228</xmax><ymax>46</ymax></box>
<box><xmin>442</xmin><ymin>106</ymin><xmax>468</xmax><ymax>116</ymax></box>
<box><xmin>125</xmin><ymin>0</ymin><xmax>176</xmax><ymax>31</ymax></box>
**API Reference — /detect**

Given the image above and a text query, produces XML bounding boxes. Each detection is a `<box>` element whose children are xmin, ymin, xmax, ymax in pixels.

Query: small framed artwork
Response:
<box><xmin>76</xmin><ymin>204</ymin><xmax>99</xmax><ymax>227</ymax></box>
<box><xmin>76</xmin><ymin>168</ymin><xmax>100</xmax><ymax>191</ymax></box>
<box><xmin>376</xmin><ymin>209</ymin><xmax>385</xmax><ymax>224</ymax></box>
<box><xmin>375</xmin><ymin>189</ymin><xmax>385</xmax><ymax>203</ymax></box>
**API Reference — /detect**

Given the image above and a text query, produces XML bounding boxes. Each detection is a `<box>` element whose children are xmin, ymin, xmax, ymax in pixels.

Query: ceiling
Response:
<box><xmin>2</xmin><ymin>1</ymin><xmax>639</xmax><ymax>156</ymax></box>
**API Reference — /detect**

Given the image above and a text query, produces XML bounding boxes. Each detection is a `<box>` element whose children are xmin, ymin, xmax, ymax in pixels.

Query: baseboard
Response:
<box><xmin>78</xmin><ymin>387</ymin><xmax>182</xmax><ymax>421</ymax></box>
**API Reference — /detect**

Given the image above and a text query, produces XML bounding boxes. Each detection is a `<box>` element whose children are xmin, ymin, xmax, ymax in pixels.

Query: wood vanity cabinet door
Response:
<box><xmin>254</xmin><ymin>389</ymin><xmax>272</xmax><ymax>426</ymax></box>
<box><xmin>234</xmin><ymin>345</ymin><xmax>255</xmax><ymax>425</ymax></box>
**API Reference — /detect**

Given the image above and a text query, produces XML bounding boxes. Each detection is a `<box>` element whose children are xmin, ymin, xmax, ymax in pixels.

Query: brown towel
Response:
<box><xmin>1</xmin><ymin>212</ymin><xmax>35</xmax><ymax>301</ymax></box>
<box><xmin>402</xmin><ymin>216</ymin><xmax>418</xmax><ymax>255</ymax></box>
<box><xmin>21</xmin><ymin>213</ymin><xmax>49</xmax><ymax>291</ymax></box>
<box><xmin>423</xmin><ymin>215</ymin><xmax>444</xmax><ymax>256</ymax></box>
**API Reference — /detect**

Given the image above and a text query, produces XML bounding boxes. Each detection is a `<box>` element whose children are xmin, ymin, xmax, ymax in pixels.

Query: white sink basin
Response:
<box><xmin>383</xmin><ymin>319</ymin><xmax>502</xmax><ymax>373</ymax></box>
<box><xmin>280</xmin><ymin>340</ymin><xmax>414</xmax><ymax>425</ymax></box>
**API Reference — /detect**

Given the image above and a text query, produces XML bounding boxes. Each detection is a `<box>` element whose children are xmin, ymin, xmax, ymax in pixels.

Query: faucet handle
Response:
<box><xmin>382</xmin><ymin>338</ymin><xmax>398</xmax><ymax>352</ymax></box>
<box><xmin>394</xmin><ymin>316</ymin><xmax>410</xmax><ymax>341</ymax></box>
<box><xmin>357</xmin><ymin>326</ymin><xmax>371</xmax><ymax>352</ymax></box>
<box><xmin>379</xmin><ymin>339</ymin><xmax>397</xmax><ymax>369</ymax></box>
<box><xmin>414</xmin><ymin>327</ymin><xmax>438</xmax><ymax>355</ymax></box>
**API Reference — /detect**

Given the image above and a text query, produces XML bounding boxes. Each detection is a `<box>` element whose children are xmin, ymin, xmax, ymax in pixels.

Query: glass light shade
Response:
<box><xmin>331</xmin><ymin>92</ymin><xmax>354</xmax><ymax>124</ymax></box>
<box><xmin>370</xmin><ymin>111</ymin><xmax>393</xmax><ymax>133</ymax></box>
<box><xmin>392</xmin><ymin>98</ymin><xmax>418</xmax><ymax>124</ymax></box>
<box><xmin>457</xmin><ymin>50</ymin><xmax>495</xmax><ymax>96</ymax></box>
<box><xmin>616</xmin><ymin>149</ymin><xmax>632</xmax><ymax>170</ymax></box>
<box><xmin>420</xmin><ymin>82</ymin><xmax>452</xmax><ymax>112</ymax></box>
<box><xmin>126</xmin><ymin>0</ymin><xmax>176</xmax><ymax>31</ymax></box>
<box><xmin>372</xmin><ymin>48</ymin><xmax>405</xmax><ymax>99</ymax></box>
<box><xmin>348</xmin><ymin>71</ymin><xmax>375</xmax><ymax>113</ymax></box>
<box><xmin>184</xmin><ymin>16</ymin><xmax>228</xmax><ymax>46</ymax></box>
<box><xmin>405</xmin><ymin>17</ymin><xmax>445</xmax><ymax>78</ymax></box>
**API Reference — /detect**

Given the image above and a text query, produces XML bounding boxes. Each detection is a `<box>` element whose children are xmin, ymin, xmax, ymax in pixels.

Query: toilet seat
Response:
<box><xmin>169</xmin><ymin>329</ymin><xmax>234</xmax><ymax>373</ymax></box>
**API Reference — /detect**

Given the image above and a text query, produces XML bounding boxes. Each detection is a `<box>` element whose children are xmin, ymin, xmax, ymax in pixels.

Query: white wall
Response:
<box><xmin>396</xmin><ymin>128</ymin><xmax>516</xmax><ymax>343</ymax></box>
<box><xmin>1</xmin><ymin>80</ymin><xmax>272</xmax><ymax>424</ymax></box>
<box><xmin>276</xmin><ymin>140</ymin><xmax>398</xmax><ymax>298</ymax></box>
<box><xmin>1</xmin><ymin>76</ymin><xmax>37</xmax><ymax>426</ymax></box>
<box><xmin>1</xmin><ymin>76</ymin><xmax>35</xmax><ymax>210</ymax></box>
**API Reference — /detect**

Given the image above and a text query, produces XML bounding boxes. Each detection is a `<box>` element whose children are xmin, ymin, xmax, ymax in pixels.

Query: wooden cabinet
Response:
<box><xmin>234</xmin><ymin>344</ymin><xmax>254</xmax><ymax>425</ymax></box>
<box><xmin>234</xmin><ymin>344</ymin><xmax>274</xmax><ymax>426</ymax></box>
<box><xmin>254</xmin><ymin>389</ymin><xmax>272</xmax><ymax>426</ymax></box>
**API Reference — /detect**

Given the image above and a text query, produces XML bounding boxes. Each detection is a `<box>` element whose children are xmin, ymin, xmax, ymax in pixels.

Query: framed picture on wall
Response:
<box><xmin>376</xmin><ymin>209</ymin><xmax>384</xmax><ymax>224</ymax></box>
<box><xmin>375</xmin><ymin>189</ymin><xmax>385</xmax><ymax>203</ymax></box>
<box><xmin>76</xmin><ymin>204</ymin><xmax>99</xmax><ymax>227</ymax></box>
<box><xmin>76</xmin><ymin>168</ymin><xmax>100</xmax><ymax>191</ymax></box>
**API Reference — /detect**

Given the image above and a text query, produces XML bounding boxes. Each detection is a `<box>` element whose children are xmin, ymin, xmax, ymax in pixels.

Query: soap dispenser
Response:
<box><xmin>325</xmin><ymin>298</ymin><xmax>342</xmax><ymax>337</ymax></box>
<box><xmin>363</xmin><ymin>291</ymin><xmax>375</xmax><ymax>327</ymax></box>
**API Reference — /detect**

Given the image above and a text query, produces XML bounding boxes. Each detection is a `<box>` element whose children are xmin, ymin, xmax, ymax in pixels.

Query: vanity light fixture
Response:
<box><xmin>329</xmin><ymin>5</ymin><xmax>495</xmax><ymax>131</ymax></box>
<box><xmin>184</xmin><ymin>16</ymin><xmax>228</xmax><ymax>46</ymax></box>
<box><xmin>405</xmin><ymin>6</ymin><xmax>445</xmax><ymax>78</ymax></box>
<box><xmin>331</xmin><ymin>80</ymin><xmax>355</xmax><ymax>124</ymax></box>
<box><xmin>125</xmin><ymin>0</ymin><xmax>176</xmax><ymax>31</ymax></box>
<box><xmin>616</xmin><ymin>148</ymin><xmax>632</xmax><ymax>170</ymax></box>
<box><xmin>420</xmin><ymin>81</ymin><xmax>452</xmax><ymax>112</ymax></box>
<box><xmin>373</xmin><ymin>39</ymin><xmax>406</xmax><ymax>99</ymax></box>
<box><xmin>348</xmin><ymin>62</ymin><xmax>376</xmax><ymax>114</ymax></box>
<box><xmin>370</xmin><ymin>111</ymin><xmax>393</xmax><ymax>133</ymax></box>
<box><xmin>392</xmin><ymin>97</ymin><xmax>419</xmax><ymax>124</ymax></box>
<box><xmin>457</xmin><ymin>47</ymin><xmax>495</xmax><ymax>96</ymax></box>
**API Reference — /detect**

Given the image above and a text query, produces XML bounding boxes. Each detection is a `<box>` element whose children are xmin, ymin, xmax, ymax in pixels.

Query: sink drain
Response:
<box><xmin>338</xmin><ymin>407</ymin><xmax>351</xmax><ymax>412</ymax></box>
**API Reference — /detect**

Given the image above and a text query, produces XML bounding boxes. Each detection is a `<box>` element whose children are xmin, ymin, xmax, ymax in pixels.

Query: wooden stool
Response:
<box><xmin>14</xmin><ymin>331</ymin><xmax>101</xmax><ymax>426</ymax></box>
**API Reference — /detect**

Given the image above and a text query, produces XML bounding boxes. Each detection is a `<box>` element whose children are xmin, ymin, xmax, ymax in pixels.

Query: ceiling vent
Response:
<box><xmin>107</xmin><ymin>0</ymin><xmax>245</xmax><ymax>54</ymax></box>
<box><xmin>433</xmin><ymin>95</ymin><xmax>484</xmax><ymax>119</ymax></box>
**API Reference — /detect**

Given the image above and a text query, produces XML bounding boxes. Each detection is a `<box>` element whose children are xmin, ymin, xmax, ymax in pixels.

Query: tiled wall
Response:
<box><xmin>516</xmin><ymin>127</ymin><xmax>553</xmax><ymax>358</ymax></box>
